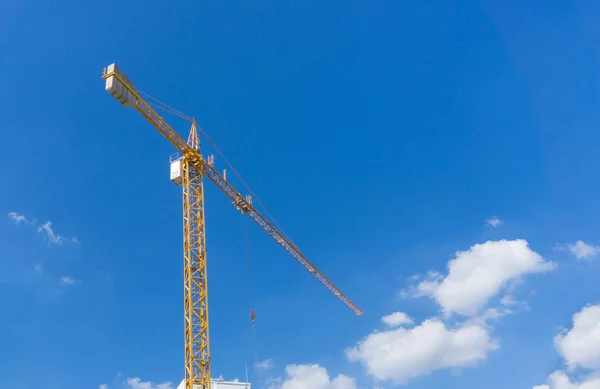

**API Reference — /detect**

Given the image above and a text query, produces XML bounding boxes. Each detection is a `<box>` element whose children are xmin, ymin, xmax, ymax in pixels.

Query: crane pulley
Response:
<box><xmin>102</xmin><ymin>63</ymin><xmax>362</xmax><ymax>389</ymax></box>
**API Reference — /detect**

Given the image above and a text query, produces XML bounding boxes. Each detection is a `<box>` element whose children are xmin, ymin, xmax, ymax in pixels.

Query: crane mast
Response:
<box><xmin>102</xmin><ymin>63</ymin><xmax>362</xmax><ymax>389</ymax></box>
<box><xmin>182</xmin><ymin>124</ymin><xmax>210</xmax><ymax>389</ymax></box>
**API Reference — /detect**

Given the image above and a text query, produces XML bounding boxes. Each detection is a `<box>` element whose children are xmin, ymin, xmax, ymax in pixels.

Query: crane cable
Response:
<box><xmin>243</xmin><ymin>217</ymin><xmax>260</xmax><ymax>383</ymax></box>
<box><xmin>141</xmin><ymin>90</ymin><xmax>292</xmax><ymax>243</ymax></box>
<box><xmin>138</xmin><ymin>90</ymin><xmax>193</xmax><ymax>122</ymax></box>
<box><xmin>199</xmin><ymin>126</ymin><xmax>292</xmax><ymax>243</ymax></box>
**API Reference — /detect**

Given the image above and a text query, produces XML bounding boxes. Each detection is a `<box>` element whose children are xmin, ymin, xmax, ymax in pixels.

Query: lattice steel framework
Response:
<box><xmin>182</xmin><ymin>123</ymin><xmax>210</xmax><ymax>389</ymax></box>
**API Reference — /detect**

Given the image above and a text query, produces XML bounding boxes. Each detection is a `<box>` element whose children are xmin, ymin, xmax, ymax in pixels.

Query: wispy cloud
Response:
<box><xmin>34</xmin><ymin>263</ymin><xmax>43</xmax><ymax>275</ymax></box>
<box><xmin>485</xmin><ymin>216</ymin><xmax>502</xmax><ymax>228</ymax></box>
<box><xmin>255</xmin><ymin>358</ymin><xmax>274</xmax><ymax>369</ymax></box>
<box><xmin>8</xmin><ymin>211</ymin><xmax>79</xmax><ymax>245</ymax></box>
<box><xmin>37</xmin><ymin>221</ymin><xmax>62</xmax><ymax>245</ymax></box>
<box><xmin>8</xmin><ymin>212</ymin><xmax>34</xmax><ymax>225</ymax></box>
<box><xmin>554</xmin><ymin>240</ymin><xmax>600</xmax><ymax>260</ymax></box>
<box><xmin>37</xmin><ymin>221</ymin><xmax>77</xmax><ymax>245</ymax></box>
<box><xmin>568</xmin><ymin>240</ymin><xmax>600</xmax><ymax>260</ymax></box>
<box><xmin>99</xmin><ymin>385</ymin><xmax>108</xmax><ymax>389</ymax></box>
<box><xmin>60</xmin><ymin>276</ymin><xmax>75</xmax><ymax>286</ymax></box>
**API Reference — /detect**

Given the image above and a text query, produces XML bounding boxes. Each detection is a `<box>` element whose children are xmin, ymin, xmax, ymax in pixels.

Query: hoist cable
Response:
<box><xmin>243</xmin><ymin>218</ymin><xmax>260</xmax><ymax>382</ymax></box>
<box><xmin>199</xmin><ymin>126</ymin><xmax>292</xmax><ymax>243</ymax></box>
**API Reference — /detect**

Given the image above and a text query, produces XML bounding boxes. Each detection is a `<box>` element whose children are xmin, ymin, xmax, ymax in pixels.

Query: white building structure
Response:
<box><xmin>176</xmin><ymin>379</ymin><xmax>251</xmax><ymax>389</ymax></box>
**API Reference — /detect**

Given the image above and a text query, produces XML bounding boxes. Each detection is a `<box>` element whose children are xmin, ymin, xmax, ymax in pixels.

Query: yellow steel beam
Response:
<box><xmin>182</xmin><ymin>154</ymin><xmax>210</xmax><ymax>389</ymax></box>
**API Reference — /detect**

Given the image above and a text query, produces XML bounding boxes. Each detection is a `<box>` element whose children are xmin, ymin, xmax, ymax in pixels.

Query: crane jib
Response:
<box><xmin>201</xmin><ymin>163</ymin><xmax>363</xmax><ymax>316</ymax></box>
<box><xmin>103</xmin><ymin>62</ymin><xmax>363</xmax><ymax>318</ymax></box>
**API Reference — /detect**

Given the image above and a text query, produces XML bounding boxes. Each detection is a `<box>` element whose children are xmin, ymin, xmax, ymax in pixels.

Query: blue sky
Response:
<box><xmin>2</xmin><ymin>1</ymin><xmax>600</xmax><ymax>388</ymax></box>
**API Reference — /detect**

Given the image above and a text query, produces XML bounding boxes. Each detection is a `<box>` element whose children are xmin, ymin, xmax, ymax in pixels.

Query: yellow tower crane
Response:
<box><xmin>101</xmin><ymin>63</ymin><xmax>362</xmax><ymax>389</ymax></box>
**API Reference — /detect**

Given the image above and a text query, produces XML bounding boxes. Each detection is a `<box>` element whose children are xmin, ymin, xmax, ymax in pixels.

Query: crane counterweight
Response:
<box><xmin>103</xmin><ymin>63</ymin><xmax>136</xmax><ymax>108</ymax></box>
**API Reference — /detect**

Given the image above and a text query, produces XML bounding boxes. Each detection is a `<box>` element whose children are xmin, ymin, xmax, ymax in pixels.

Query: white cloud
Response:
<box><xmin>127</xmin><ymin>377</ymin><xmax>173</xmax><ymax>389</ymax></box>
<box><xmin>362</xmin><ymin>239</ymin><xmax>551</xmax><ymax>383</ymax></box>
<box><xmin>256</xmin><ymin>358</ymin><xmax>274</xmax><ymax>369</ymax></box>
<box><xmin>414</xmin><ymin>239</ymin><xmax>554</xmax><ymax>317</ymax></box>
<box><xmin>8</xmin><ymin>212</ymin><xmax>29</xmax><ymax>224</ymax></box>
<box><xmin>555</xmin><ymin>305</ymin><xmax>600</xmax><ymax>371</ymax></box>
<box><xmin>498</xmin><ymin>293</ymin><xmax>531</xmax><ymax>314</ymax></box>
<box><xmin>501</xmin><ymin>294</ymin><xmax>517</xmax><ymax>306</ymax></box>
<box><xmin>264</xmin><ymin>239</ymin><xmax>550</xmax><ymax>385</ymax></box>
<box><xmin>8</xmin><ymin>212</ymin><xmax>78</xmax><ymax>245</ymax></box>
<box><xmin>346</xmin><ymin>316</ymin><xmax>497</xmax><ymax>383</ymax></box>
<box><xmin>37</xmin><ymin>221</ymin><xmax>78</xmax><ymax>245</ymax></box>
<box><xmin>567</xmin><ymin>241</ymin><xmax>600</xmax><ymax>260</ymax></box>
<box><xmin>37</xmin><ymin>221</ymin><xmax>61</xmax><ymax>244</ymax></box>
<box><xmin>381</xmin><ymin>312</ymin><xmax>413</xmax><ymax>327</ymax></box>
<box><xmin>485</xmin><ymin>216</ymin><xmax>502</xmax><ymax>227</ymax></box>
<box><xmin>534</xmin><ymin>304</ymin><xmax>600</xmax><ymax>388</ymax></box>
<box><xmin>60</xmin><ymin>276</ymin><xmax>75</xmax><ymax>285</ymax></box>
<box><xmin>271</xmin><ymin>364</ymin><xmax>355</xmax><ymax>389</ymax></box>
<box><xmin>533</xmin><ymin>370</ymin><xmax>600</xmax><ymax>389</ymax></box>
<box><xmin>480</xmin><ymin>307</ymin><xmax>511</xmax><ymax>322</ymax></box>
<box><xmin>100</xmin><ymin>385</ymin><xmax>108</xmax><ymax>389</ymax></box>
<box><xmin>34</xmin><ymin>263</ymin><xmax>43</xmax><ymax>275</ymax></box>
